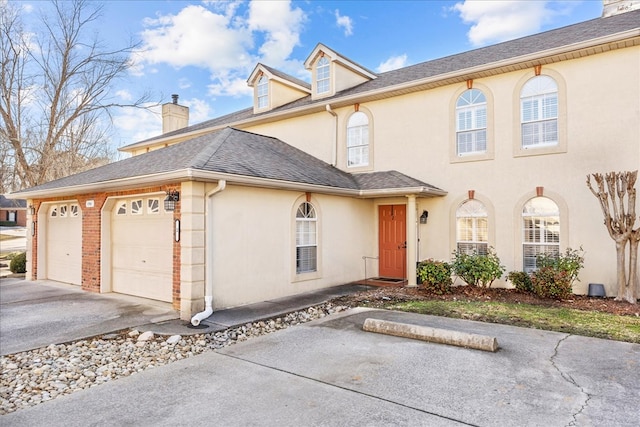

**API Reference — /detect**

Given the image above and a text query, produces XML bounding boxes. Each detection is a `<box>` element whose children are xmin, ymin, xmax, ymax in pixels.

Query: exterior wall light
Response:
<box><xmin>419</xmin><ymin>210</ymin><xmax>429</xmax><ymax>224</ymax></box>
<box><xmin>164</xmin><ymin>190</ymin><xmax>180</xmax><ymax>212</ymax></box>
<box><xmin>28</xmin><ymin>205</ymin><xmax>35</xmax><ymax>215</ymax></box>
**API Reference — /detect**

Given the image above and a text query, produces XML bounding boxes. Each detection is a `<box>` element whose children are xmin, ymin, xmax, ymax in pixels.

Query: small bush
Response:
<box><xmin>451</xmin><ymin>247</ymin><xmax>505</xmax><ymax>288</ymax></box>
<box><xmin>531</xmin><ymin>267</ymin><xmax>572</xmax><ymax>300</ymax></box>
<box><xmin>531</xmin><ymin>247</ymin><xmax>584</xmax><ymax>300</ymax></box>
<box><xmin>9</xmin><ymin>252</ymin><xmax>26</xmax><ymax>274</ymax></box>
<box><xmin>536</xmin><ymin>247</ymin><xmax>585</xmax><ymax>287</ymax></box>
<box><xmin>507</xmin><ymin>271</ymin><xmax>533</xmax><ymax>293</ymax></box>
<box><xmin>417</xmin><ymin>259</ymin><xmax>452</xmax><ymax>294</ymax></box>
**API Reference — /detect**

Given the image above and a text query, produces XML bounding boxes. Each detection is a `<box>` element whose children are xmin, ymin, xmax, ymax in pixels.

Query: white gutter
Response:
<box><xmin>325</xmin><ymin>104</ymin><xmax>338</xmax><ymax>166</ymax></box>
<box><xmin>191</xmin><ymin>179</ymin><xmax>227</xmax><ymax>326</ymax></box>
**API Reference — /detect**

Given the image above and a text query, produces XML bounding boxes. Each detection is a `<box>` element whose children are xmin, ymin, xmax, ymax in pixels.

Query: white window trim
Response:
<box><xmin>450</xmin><ymin>83</ymin><xmax>494</xmax><ymax>163</ymax></box>
<box><xmin>315</xmin><ymin>56</ymin><xmax>331</xmax><ymax>97</ymax></box>
<box><xmin>513</xmin><ymin>70</ymin><xmax>567</xmax><ymax>157</ymax></box>
<box><xmin>292</xmin><ymin>196</ymin><xmax>322</xmax><ymax>282</ymax></box>
<box><xmin>257</xmin><ymin>75</ymin><xmax>269</xmax><ymax>109</ymax></box>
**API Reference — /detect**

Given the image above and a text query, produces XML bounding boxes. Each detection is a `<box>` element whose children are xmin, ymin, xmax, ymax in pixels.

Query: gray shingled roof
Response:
<box><xmin>0</xmin><ymin>195</ymin><xmax>26</xmax><ymax>208</ymax></box>
<box><xmin>15</xmin><ymin>128</ymin><xmax>443</xmax><ymax>195</ymax></box>
<box><xmin>260</xmin><ymin>64</ymin><xmax>311</xmax><ymax>90</ymax></box>
<box><xmin>130</xmin><ymin>10</ymin><xmax>640</xmax><ymax>147</ymax></box>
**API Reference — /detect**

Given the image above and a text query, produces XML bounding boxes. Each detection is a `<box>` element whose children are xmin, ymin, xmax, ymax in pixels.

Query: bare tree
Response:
<box><xmin>0</xmin><ymin>0</ymin><xmax>152</xmax><ymax>192</ymax></box>
<box><xmin>586</xmin><ymin>171</ymin><xmax>639</xmax><ymax>304</ymax></box>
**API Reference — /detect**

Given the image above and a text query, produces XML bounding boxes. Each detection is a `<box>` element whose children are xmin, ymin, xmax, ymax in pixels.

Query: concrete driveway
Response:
<box><xmin>0</xmin><ymin>278</ymin><xmax>178</xmax><ymax>356</ymax></box>
<box><xmin>2</xmin><ymin>305</ymin><xmax>639</xmax><ymax>426</ymax></box>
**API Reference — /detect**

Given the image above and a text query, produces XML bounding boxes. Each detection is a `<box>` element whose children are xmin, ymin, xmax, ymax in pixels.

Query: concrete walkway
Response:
<box><xmin>0</xmin><ymin>277</ymin><xmax>373</xmax><ymax>355</ymax></box>
<box><xmin>2</xmin><ymin>278</ymin><xmax>639</xmax><ymax>426</ymax></box>
<box><xmin>2</xmin><ymin>307</ymin><xmax>639</xmax><ymax>426</ymax></box>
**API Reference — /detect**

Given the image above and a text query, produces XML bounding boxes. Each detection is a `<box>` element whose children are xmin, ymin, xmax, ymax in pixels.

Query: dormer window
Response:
<box><xmin>316</xmin><ymin>57</ymin><xmax>330</xmax><ymax>94</ymax></box>
<box><xmin>257</xmin><ymin>75</ymin><xmax>269</xmax><ymax>109</ymax></box>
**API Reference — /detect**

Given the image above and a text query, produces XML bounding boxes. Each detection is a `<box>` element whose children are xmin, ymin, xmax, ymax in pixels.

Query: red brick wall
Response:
<box><xmin>31</xmin><ymin>184</ymin><xmax>182</xmax><ymax>309</ymax></box>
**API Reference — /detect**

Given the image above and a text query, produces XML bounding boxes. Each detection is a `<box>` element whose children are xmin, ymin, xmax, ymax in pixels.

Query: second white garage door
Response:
<box><xmin>47</xmin><ymin>203</ymin><xmax>82</xmax><ymax>285</ymax></box>
<box><xmin>111</xmin><ymin>197</ymin><xmax>173</xmax><ymax>302</ymax></box>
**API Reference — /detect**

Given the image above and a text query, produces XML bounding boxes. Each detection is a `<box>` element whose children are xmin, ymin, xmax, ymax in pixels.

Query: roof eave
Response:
<box><xmin>357</xmin><ymin>187</ymin><xmax>448</xmax><ymax>199</ymax></box>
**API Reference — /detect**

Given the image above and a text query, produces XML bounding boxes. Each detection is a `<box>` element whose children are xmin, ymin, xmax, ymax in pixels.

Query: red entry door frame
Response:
<box><xmin>378</xmin><ymin>204</ymin><xmax>406</xmax><ymax>279</ymax></box>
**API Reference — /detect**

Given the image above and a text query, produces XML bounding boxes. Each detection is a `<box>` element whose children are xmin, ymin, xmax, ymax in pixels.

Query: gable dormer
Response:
<box><xmin>247</xmin><ymin>64</ymin><xmax>311</xmax><ymax>113</ymax></box>
<box><xmin>304</xmin><ymin>43</ymin><xmax>377</xmax><ymax>100</ymax></box>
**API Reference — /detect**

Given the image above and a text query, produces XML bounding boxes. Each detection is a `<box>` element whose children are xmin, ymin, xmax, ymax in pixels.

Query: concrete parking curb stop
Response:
<box><xmin>362</xmin><ymin>317</ymin><xmax>499</xmax><ymax>352</ymax></box>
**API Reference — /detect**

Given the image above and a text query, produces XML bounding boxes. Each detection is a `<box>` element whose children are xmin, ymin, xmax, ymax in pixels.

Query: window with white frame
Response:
<box><xmin>521</xmin><ymin>76</ymin><xmax>558</xmax><ymax>148</ymax></box>
<box><xmin>50</xmin><ymin>206</ymin><xmax>58</xmax><ymax>217</ymax></box>
<box><xmin>456</xmin><ymin>199</ymin><xmax>488</xmax><ymax>255</ymax></box>
<box><xmin>70</xmin><ymin>204</ymin><xmax>79</xmax><ymax>217</ymax></box>
<box><xmin>59</xmin><ymin>205</ymin><xmax>68</xmax><ymax>218</ymax></box>
<box><xmin>296</xmin><ymin>202</ymin><xmax>317</xmax><ymax>274</ymax></box>
<box><xmin>131</xmin><ymin>199</ymin><xmax>143</xmax><ymax>215</ymax></box>
<box><xmin>257</xmin><ymin>75</ymin><xmax>269</xmax><ymax>109</ymax></box>
<box><xmin>316</xmin><ymin>57</ymin><xmax>330</xmax><ymax>94</ymax></box>
<box><xmin>522</xmin><ymin>197</ymin><xmax>560</xmax><ymax>272</ymax></box>
<box><xmin>147</xmin><ymin>198</ymin><xmax>159</xmax><ymax>214</ymax></box>
<box><xmin>347</xmin><ymin>112</ymin><xmax>369</xmax><ymax>167</ymax></box>
<box><xmin>456</xmin><ymin>89</ymin><xmax>487</xmax><ymax>155</ymax></box>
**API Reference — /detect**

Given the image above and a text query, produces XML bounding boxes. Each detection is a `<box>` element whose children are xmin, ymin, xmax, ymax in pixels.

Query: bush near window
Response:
<box><xmin>531</xmin><ymin>247</ymin><xmax>584</xmax><ymax>300</ymax></box>
<box><xmin>451</xmin><ymin>247</ymin><xmax>505</xmax><ymax>289</ymax></box>
<box><xmin>9</xmin><ymin>252</ymin><xmax>26</xmax><ymax>274</ymax></box>
<box><xmin>507</xmin><ymin>271</ymin><xmax>533</xmax><ymax>293</ymax></box>
<box><xmin>417</xmin><ymin>259</ymin><xmax>452</xmax><ymax>294</ymax></box>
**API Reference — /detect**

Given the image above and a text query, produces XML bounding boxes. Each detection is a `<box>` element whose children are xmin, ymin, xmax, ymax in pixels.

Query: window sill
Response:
<box><xmin>514</xmin><ymin>143</ymin><xmax>566</xmax><ymax>157</ymax></box>
<box><xmin>292</xmin><ymin>270</ymin><xmax>321</xmax><ymax>283</ymax></box>
<box><xmin>450</xmin><ymin>152</ymin><xmax>493</xmax><ymax>163</ymax></box>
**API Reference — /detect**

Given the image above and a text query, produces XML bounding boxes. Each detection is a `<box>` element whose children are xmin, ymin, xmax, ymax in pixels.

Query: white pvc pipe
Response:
<box><xmin>191</xmin><ymin>180</ymin><xmax>226</xmax><ymax>326</ymax></box>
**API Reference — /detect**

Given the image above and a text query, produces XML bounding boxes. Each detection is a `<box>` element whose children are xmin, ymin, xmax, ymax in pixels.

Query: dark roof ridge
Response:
<box><xmin>188</xmin><ymin>127</ymin><xmax>232</xmax><ymax>169</ymax></box>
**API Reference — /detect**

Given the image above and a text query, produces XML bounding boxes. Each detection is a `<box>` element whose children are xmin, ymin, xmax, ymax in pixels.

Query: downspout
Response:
<box><xmin>325</xmin><ymin>104</ymin><xmax>338</xmax><ymax>166</ymax></box>
<box><xmin>191</xmin><ymin>179</ymin><xmax>227</xmax><ymax>326</ymax></box>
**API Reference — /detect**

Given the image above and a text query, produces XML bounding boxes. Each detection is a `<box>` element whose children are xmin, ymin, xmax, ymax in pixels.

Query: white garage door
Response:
<box><xmin>111</xmin><ymin>197</ymin><xmax>173</xmax><ymax>302</ymax></box>
<box><xmin>47</xmin><ymin>203</ymin><xmax>82</xmax><ymax>285</ymax></box>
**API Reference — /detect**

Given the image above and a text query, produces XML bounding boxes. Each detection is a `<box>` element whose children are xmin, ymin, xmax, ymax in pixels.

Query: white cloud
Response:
<box><xmin>115</xmin><ymin>89</ymin><xmax>133</xmax><ymax>101</ymax></box>
<box><xmin>334</xmin><ymin>9</ymin><xmax>353</xmax><ymax>36</ymax></box>
<box><xmin>247</xmin><ymin>0</ymin><xmax>306</xmax><ymax>67</ymax></box>
<box><xmin>207</xmin><ymin>77</ymin><xmax>253</xmax><ymax>98</ymax></box>
<box><xmin>132</xmin><ymin>1</ymin><xmax>307</xmax><ymax>98</ymax></box>
<box><xmin>452</xmin><ymin>0</ymin><xmax>559</xmax><ymax>46</ymax></box>
<box><xmin>136</xmin><ymin>5</ymin><xmax>253</xmax><ymax>74</ymax></box>
<box><xmin>377</xmin><ymin>54</ymin><xmax>408</xmax><ymax>73</ymax></box>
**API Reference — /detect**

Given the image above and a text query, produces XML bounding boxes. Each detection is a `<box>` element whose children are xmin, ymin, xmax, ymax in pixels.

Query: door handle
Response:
<box><xmin>398</xmin><ymin>241</ymin><xmax>407</xmax><ymax>249</ymax></box>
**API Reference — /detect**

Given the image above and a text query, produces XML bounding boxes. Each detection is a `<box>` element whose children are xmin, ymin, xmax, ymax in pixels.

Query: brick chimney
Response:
<box><xmin>602</xmin><ymin>0</ymin><xmax>640</xmax><ymax>17</ymax></box>
<box><xmin>161</xmin><ymin>94</ymin><xmax>189</xmax><ymax>134</ymax></box>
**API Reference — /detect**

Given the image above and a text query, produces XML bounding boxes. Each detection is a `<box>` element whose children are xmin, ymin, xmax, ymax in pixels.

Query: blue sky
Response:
<box><xmin>18</xmin><ymin>0</ymin><xmax>604</xmax><ymax>150</ymax></box>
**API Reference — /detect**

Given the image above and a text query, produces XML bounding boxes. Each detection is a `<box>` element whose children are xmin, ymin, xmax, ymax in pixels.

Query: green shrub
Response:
<box><xmin>531</xmin><ymin>267</ymin><xmax>572</xmax><ymax>300</ymax></box>
<box><xmin>507</xmin><ymin>271</ymin><xmax>533</xmax><ymax>293</ymax></box>
<box><xmin>451</xmin><ymin>247</ymin><xmax>505</xmax><ymax>289</ymax></box>
<box><xmin>9</xmin><ymin>252</ymin><xmax>26</xmax><ymax>274</ymax></box>
<box><xmin>536</xmin><ymin>247</ymin><xmax>585</xmax><ymax>287</ymax></box>
<box><xmin>417</xmin><ymin>259</ymin><xmax>452</xmax><ymax>294</ymax></box>
<box><xmin>531</xmin><ymin>247</ymin><xmax>584</xmax><ymax>300</ymax></box>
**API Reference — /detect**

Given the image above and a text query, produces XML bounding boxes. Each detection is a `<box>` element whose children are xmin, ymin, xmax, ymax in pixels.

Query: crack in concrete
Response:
<box><xmin>550</xmin><ymin>334</ymin><xmax>592</xmax><ymax>427</ymax></box>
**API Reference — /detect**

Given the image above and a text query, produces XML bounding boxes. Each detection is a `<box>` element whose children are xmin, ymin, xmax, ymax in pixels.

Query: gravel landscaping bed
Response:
<box><xmin>0</xmin><ymin>303</ymin><xmax>350</xmax><ymax>415</ymax></box>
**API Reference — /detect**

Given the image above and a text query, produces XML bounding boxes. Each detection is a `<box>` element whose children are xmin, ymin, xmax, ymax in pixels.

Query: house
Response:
<box><xmin>0</xmin><ymin>195</ymin><xmax>27</xmax><ymax>227</ymax></box>
<box><xmin>8</xmin><ymin>5</ymin><xmax>640</xmax><ymax>322</ymax></box>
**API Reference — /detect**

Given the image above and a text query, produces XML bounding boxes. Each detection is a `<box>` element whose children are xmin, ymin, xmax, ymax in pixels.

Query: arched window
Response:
<box><xmin>316</xmin><ymin>57</ymin><xmax>330</xmax><ymax>94</ymax></box>
<box><xmin>456</xmin><ymin>199</ymin><xmax>488</xmax><ymax>255</ymax></box>
<box><xmin>521</xmin><ymin>76</ymin><xmax>558</xmax><ymax>148</ymax></box>
<box><xmin>347</xmin><ymin>111</ymin><xmax>369</xmax><ymax>167</ymax></box>
<box><xmin>296</xmin><ymin>202</ymin><xmax>317</xmax><ymax>273</ymax></box>
<box><xmin>522</xmin><ymin>197</ymin><xmax>560</xmax><ymax>272</ymax></box>
<box><xmin>456</xmin><ymin>89</ymin><xmax>487</xmax><ymax>155</ymax></box>
<box><xmin>257</xmin><ymin>75</ymin><xmax>268</xmax><ymax>108</ymax></box>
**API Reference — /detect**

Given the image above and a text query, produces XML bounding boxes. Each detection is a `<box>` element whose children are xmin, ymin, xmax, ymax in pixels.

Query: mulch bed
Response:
<box><xmin>332</xmin><ymin>285</ymin><xmax>640</xmax><ymax>317</ymax></box>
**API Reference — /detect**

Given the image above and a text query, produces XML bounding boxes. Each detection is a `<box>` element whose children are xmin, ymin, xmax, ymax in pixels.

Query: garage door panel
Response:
<box><xmin>111</xmin><ymin>197</ymin><xmax>173</xmax><ymax>303</ymax></box>
<box><xmin>112</xmin><ymin>270</ymin><xmax>172</xmax><ymax>302</ymax></box>
<box><xmin>46</xmin><ymin>204</ymin><xmax>82</xmax><ymax>286</ymax></box>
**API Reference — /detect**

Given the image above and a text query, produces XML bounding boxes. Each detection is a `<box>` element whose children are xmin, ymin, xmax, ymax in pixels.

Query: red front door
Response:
<box><xmin>378</xmin><ymin>205</ymin><xmax>406</xmax><ymax>279</ymax></box>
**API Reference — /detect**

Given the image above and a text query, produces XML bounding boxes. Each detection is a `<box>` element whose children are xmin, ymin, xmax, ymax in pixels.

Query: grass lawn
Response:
<box><xmin>383</xmin><ymin>300</ymin><xmax>640</xmax><ymax>344</ymax></box>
